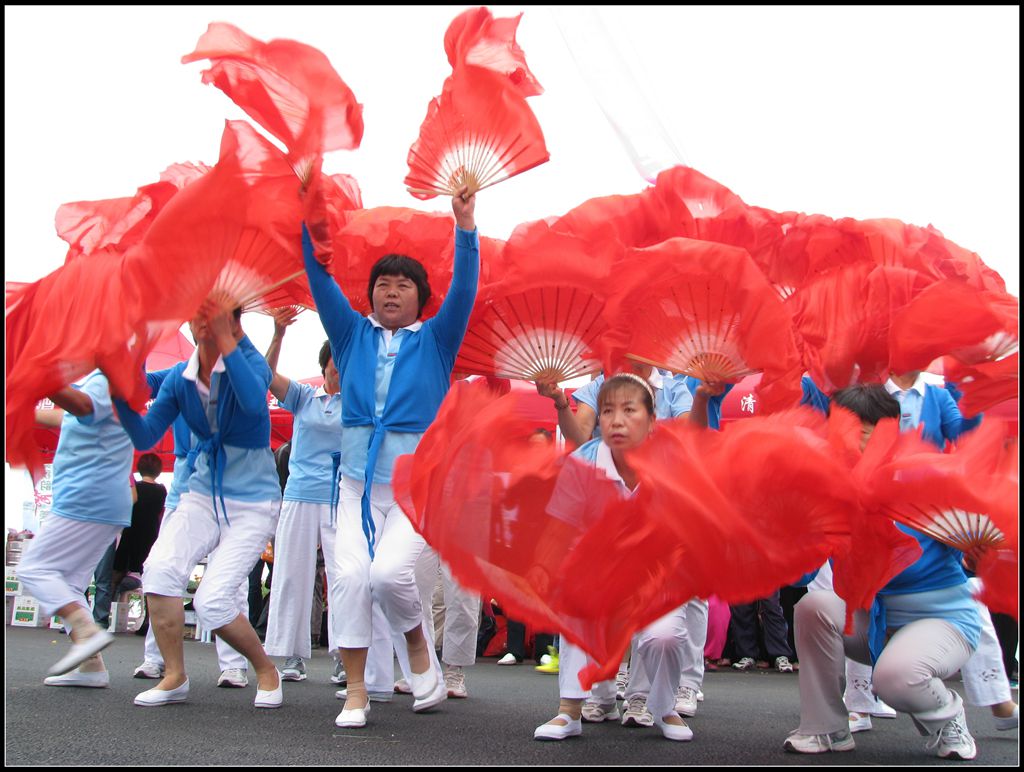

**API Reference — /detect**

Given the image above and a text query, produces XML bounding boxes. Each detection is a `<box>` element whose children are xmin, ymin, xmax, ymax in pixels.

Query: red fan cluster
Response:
<box><xmin>406</xmin><ymin>7</ymin><xmax>549</xmax><ymax>199</ymax></box>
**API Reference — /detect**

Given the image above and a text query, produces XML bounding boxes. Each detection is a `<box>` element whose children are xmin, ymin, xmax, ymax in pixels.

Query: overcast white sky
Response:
<box><xmin>4</xmin><ymin>5</ymin><xmax>1019</xmax><ymax>528</ymax></box>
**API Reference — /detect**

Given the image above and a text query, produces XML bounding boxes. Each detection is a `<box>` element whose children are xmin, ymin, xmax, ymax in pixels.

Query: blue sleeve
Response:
<box><xmin>944</xmin><ymin>381</ymin><xmax>983</xmax><ymax>435</ymax></box>
<box><xmin>431</xmin><ymin>226</ymin><xmax>480</xmax><ymax>354</ymax></box>
<box><xmin>281</xmin><ymin>379</ymin><xmax>312</xmax><ymax>414</ymax></box>
<box><xmin>800</xmin><ymin>376</ymin><xmax>830</xmax><ymax>415</ymax></box>
<box><xmin>114</xmin><ymin>374</ymin><xmax>182</xmax><ymax>450</ymax></box>
<box><xmin>222</xmin><ymin>339</ymin><xmax>271</xmax><ymax>415</ymax></box>
<box><xmin>664</xmin><ymin>377</ymin><xmax>694</xmax><ymax>417</ymax></box>
<box><xmin>936</xmin><ymin>387</ymin><xmax>969</xmax><ymax>443</ymax></box>
<box><xmin>75</xmin><ymin>373</ymin><xmax>113</xmax><ymax>426</ymax></box>
<box><xmin>147</xmin><ymin>367</ymin><xmax>174</xmax><ymax>399</ymax></box>
<box><xmin>572</xmin><ymin>379</ymin><xmax>600</xmax><ymax>411</ymax></box>
<box><xmin>303</xmin><ymin>222</ymin><xmax>360</xmax><ymax>354</ymax></box>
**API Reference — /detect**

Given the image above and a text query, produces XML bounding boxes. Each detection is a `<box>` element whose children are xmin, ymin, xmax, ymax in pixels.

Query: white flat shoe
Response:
<box><xmin>135</xmin><ymin>678</ymin><xmax>190</xmax><ymax>706</ymax></box>
<box><xmin>654</xmin><ymin>714</ymin><xmax>694</xmax><ymax>742</ymax></box>
<box><xmin>254</xmin><ymin>670</ymin><xmax>283</xmax><ymax>709</ymax></box>
<box><xmin>48</xmin><ymin>630</ymin><xmax>114</xmax><ymax>676</ymax></box>
<box><xmin>534</xmin><ymin>713</ymin><xmax>583</xmax><ymax>741</ymax></box>
<box><xmin>409</xmin><ymin>667</ymin><xmax>439</xmax><ymax>700</ymax></box>
<box><xmin>412</xmin><ymin>675</ymin><xmax>447</xmax><ymax>713</ymax></box>
<box><xmin>44</xmin><ymin>668</ymin><xmax>109</xmax><ymax>688</ymax></box>
<box><xmin>335</xmin><ymin>701</ymin><xmax>370</xmax><ymax>728</ymax></box>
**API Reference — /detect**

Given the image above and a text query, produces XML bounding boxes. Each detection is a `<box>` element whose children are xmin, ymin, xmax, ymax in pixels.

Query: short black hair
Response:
<box><xmin>597</xmin><ymin>374</ymin><xmax>656</xmax><ymax>417</ymax></box>
<box><xmin>137</xmin><ymin>452</ymin><xmax>163</xmax><ymax>478</ymax></box>
<box><xmin>829</xmin><ymin>383</ymin><xmax>900</xmax><ymax>425</ymax></box>
<box><xmin>368</xmin><ymin>254</ymin><xmax>432</xmax><ymax>317</ymax></box>
<box><xmin>318</xmin><ymin>340</ymin><xmax>333</xmax><ymax>374</ymax></box>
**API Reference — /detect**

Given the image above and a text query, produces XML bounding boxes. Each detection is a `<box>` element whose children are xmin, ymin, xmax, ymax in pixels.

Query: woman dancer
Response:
<box><xmin>302</xmin><ymin>185</ymin><xmax>479</xmax><ymax>728</ymax></box>
<box><xmin>262</xmin><ymin>313</ymin><xmax>344</xmax><ymax>683</ymax></box>
<box><xmin>534</xmin><ymin>374</ymin><xmax>694</xmax><ymax>742</ymax></box>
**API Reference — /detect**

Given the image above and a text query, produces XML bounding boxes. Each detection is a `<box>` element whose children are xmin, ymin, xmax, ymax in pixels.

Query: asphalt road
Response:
<box><xmin>5</xmin><ymin>626</ymin><xmax>1019</xmax><ymax>766</ymax></box>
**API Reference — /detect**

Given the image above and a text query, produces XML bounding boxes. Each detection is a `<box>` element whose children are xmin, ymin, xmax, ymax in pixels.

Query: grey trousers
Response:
<box><xmin>794</xmin><ymin>590</ymin><xmax>973</xmax><ymax>736</ymax></box>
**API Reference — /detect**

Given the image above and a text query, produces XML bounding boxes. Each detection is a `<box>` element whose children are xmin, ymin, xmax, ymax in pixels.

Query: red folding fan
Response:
<box><xmin>182</xmin><ymin>21</ymin><xmax>364</xmax><ymax>182</ymax></box>
<box><xmin>405</xmin><ymin>65</ymin><xmax>549</xmax><ymax>199</ymax></box>
<box><xmin>606</xmin><ymin>237</ymin><xmax>803</xmax><ymax>412</ymax></box>
<box><xmin>943</xmin><ymin>354</ymin><xmax>1019</xmax><ymax>418</ymax></box>
<box><xmin>867</xmin><ymin>420</ymin><xmax>1017</xmax><ymax>556</ymax></box>
<box><xmin>55</xmin><ymin>162</ymin><xmax>210</xmax><ymax>263</ymax></box>
<box><xmin>455</xmin><ymin>219</ymin><xmax>616</xmax><ymax>382</ymax></box>
<box><xmin>444</xmin><ymin>6</ymin><xmax>543</xmax><ymax>96</ymax></box>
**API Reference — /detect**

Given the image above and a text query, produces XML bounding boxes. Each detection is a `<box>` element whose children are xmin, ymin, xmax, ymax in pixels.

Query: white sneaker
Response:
<box><xmin>581</xmin><ymin>700</ymin><xmax>620</xmax><ymax>722</ymax></box>
<box><xmin>497</xmin><ymin>653</ymin><xmax>519</xmax><ymax>666</ymax></box>
<box><xmin>674</xmin><ymin>686</ymin><xmax>698</xmax><ymax>717</ymax></box>
<box><xmin>217</xmin><ymin>668</ymin><xmax>249</xmax><ymax>688</ymax></box>
<box><xmin>281</xmin><ymin>656</ymin><xmax>306</xmax><ymax>682</ymax></box>
<box><xmin>133</xmin><ymin>661</ymin><xmax>164</xmax><ymax>679</ymax></box>
<box><xmin>849</xmin><ymin>712</ymin><xmax>872</xmax><ymax>733</ymax></box>
<box><xmin>615</xmin><ymin>667</ymin><xmax>629</xmax><ymax>700</ymax></box>
<box><xmin>695</xmin><ymin>689</ymin><xmax>704</xmax><ymax>702</ymax></box>
<box><xmin>444</xmin><ymin>667</ymin><xmax>468</xmax><ymax>698</ymax></box>
<box><xmin>927</xmin><ymin>707</ymin><xmax>977</xmax><ymax>760</ymax></box>
<box><xmin>621</xmin><ymin>696</ymin><xmax>654</xmax><ymax>727</ymax></box>
<box><xmin>394</xmin><ymin>678</ymin><xmax>413</xmax><ymax>694</ymax></box>
<box><xmin>783</xmin><ymin>728</ymin><xmax>855</xmax><ymax>753</ymax></box>
<box><xmin>871</xmin><ymin>697</ymin><xmax>897</xmax><ymax>718</ymax></box>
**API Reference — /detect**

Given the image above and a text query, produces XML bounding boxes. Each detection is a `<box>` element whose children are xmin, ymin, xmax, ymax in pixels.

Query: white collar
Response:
<box><xmin>884</xmin><ymin>372</ymin><xmax>928</xmax><ymax>397</ymax></box>
<box><xmin>596</xmin><ymin>441</ymin><xmax>628</xmax><ymax>488</ymax></box>
<box><xmin>314</xmin><ymin>386</ymin><xmax>333</xmax><ymax>399</ymax></box>
<box><xmin>183</xmin><ymin>347</ymin><xmax>226</xmax><ymax>382</ymax></box>
<box><xmin>368</xmin><ymin>313</ymin><xmax>423</xmax><ymax>334</ymax></box>
<box><xmin>647</xmin><ymin>369</ymin><xmax>664</xmax><ymax>391</ymax></box>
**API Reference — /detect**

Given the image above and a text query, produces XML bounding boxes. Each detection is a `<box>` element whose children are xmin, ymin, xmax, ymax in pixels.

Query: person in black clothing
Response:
<box><xmin>113</xmin><ymin>454</ymin><xmax>166</xmax><ymax>596</ymax></box>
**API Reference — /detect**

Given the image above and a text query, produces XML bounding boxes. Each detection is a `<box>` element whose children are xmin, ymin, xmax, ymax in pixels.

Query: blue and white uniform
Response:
<box><xmin>114</xmin><ymin>337</ymin><xmax>281</xmax><ymax>632</ymax></box>
<box><xmin>264</xmin><ymin>380</ymin><xmax>345</xmax><ymax>659</ymax></box>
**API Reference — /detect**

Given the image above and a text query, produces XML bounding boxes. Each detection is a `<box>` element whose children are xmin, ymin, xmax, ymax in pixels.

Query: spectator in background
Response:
<box><xmin>113</xmin><ymin>454</ymin><xmax>166</xmax><ymax>597</ymax></box>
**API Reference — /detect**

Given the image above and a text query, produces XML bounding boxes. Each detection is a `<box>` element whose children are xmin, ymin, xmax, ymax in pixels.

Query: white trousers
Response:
<box><xmin>264</xmin><ymin>500</ymin><xmax>341</xmax><ymax>658</ymax></box>
<box><xmin>18</xmin><ymin>514</ymin><xmax>121</xmax><ymax>617</ymax></box>
<box><xmin>795</xmin><ymin>590</ymin><xmax>973</xmax><ymax>736</ymax></box>
<box><xmin>629</xmin><ymin>598</ymin><xmax>708</xmax><ymax>693</ymax></box>
<box><xmin>843</xmin><ymin>578</ymin><xmax>1011</xmax><ymax>710</ymax></box>
<box><xmin>143</xmin><ymin>492</ymin><xmax>278</xmax><ymax>630</ymax></box>
<box><xmin>417</xmin><ymin>546</ymin><xmax>482</xmax><ymax>667</ymax></box>
<box><xmin>334</xmin><ymin>476</ymin><xmax>427</xmax><ymax>648</ymax></box>
<box><xmin>560</xmin><ymin>606</ymin><xmax>687</xmax><ymax>720</ymax></box>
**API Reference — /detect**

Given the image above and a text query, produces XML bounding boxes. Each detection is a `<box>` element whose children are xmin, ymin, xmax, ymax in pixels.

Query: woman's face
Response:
<box><xmin>599</xmin><ymin>386</ymin><xmax>655</xmax><ymax>452</ymax></box>
<box><xmin>372</xmin><ymin>273</ymin><xmax>420</xmax><ymax>329</ymax></box>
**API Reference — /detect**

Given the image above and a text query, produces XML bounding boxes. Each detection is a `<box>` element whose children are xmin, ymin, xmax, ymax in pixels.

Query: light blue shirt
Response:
<box><xmin>50</xmin><ymin>371</ymin><xmax>134</xmax><ymax>527</ymax></box>
<box><xmin>164</xmin><ymin>453</ymin><xmax>192</xmax><ymax>513</ymax></box>
<box><xmin>178</xmin><ymin>347</ymin><xmax>280</xmax><ymax>504</ymax></box>
<box><xmin>340</xmin><ymin>317</ymin><xmax>426</xmax><ymax>484</ymax></box>
<box><xmin>885</xmin><ymin>374</ymin><xmax>926</xmax><ymax>432</ymax></box>
<box><xmin>571</xmin><ymin>370</ymin><xmax>693</xmax><ymax>439</ymax></box>
<box><xmin>281</xmin><ymin>380</ymin><xmax>343</xmax><ymax>503</ymax></box>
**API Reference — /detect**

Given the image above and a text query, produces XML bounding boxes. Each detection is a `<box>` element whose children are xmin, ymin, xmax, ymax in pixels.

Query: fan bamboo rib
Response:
<box><xmin>882</xmin><ymin>504</ymin><xmax>1005</xmax><ymax>553</ymax></box>
<box><xmin>457</xmin><ymin>288</ymin><xmax>605</xmax><ymax>381</ymax></box>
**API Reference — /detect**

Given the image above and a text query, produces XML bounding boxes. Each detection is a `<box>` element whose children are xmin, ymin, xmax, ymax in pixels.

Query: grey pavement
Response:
<box><xmin>4</xmin><ymin>626</ymin><xmax>1019</xmax><ymax>766</ymax></box>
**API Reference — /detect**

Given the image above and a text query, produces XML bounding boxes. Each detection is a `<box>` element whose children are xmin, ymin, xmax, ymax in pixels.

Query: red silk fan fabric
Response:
<box><xmin>864</xmin><ymin>420</ymin><xmax>1018</xmax><ymax>601</ymax></box>
<box><xmin>405</xmin><ymin>65</ymin><xmax>549</xmax><ymax>199</ymax></box>
<box><xmin>943</xmin><ymin>354</ymin><xmax>1019</xmax><ymax>418</ymax></box>
<box><xmin>5</xmin><ymin>139</ymin><xmax>256</xmax><ymax>476</ymax></box>
<box><xmin>330</xmin><ymin>206</ymin><xmax>456</xmax><ymax>317</ymax></box>
<box><xmin>455</xmin><ymin>220</ymin><xmax>616</xmax><ymax>381</ymax></box>
<box><xmin>182</xmin><ymin>21</ymin><xmax>363</xmax><ymax>182</ymax></box>
<box><xmin>55</xmin><ymin>163</ymin><xmax>210</xmax><ymax>263</ymax></box>
<box><xmin>444</xmin><ymin>6</ymin><xmax>543</xmax><ymax>96</ymax></box>
<box><xmin>606</xmin><ymin>237</ymin><xmax>803</xmax><ymax>413</ymax></box>
<box><xmin>393</xmin><ymin>379</ymin><xmax>633</xmax><ymax>678</ymax></box>
<box><xmin>395</xmin><ymin>383</ymin><xmax>856</xmax><ymax>688</ymax></box>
